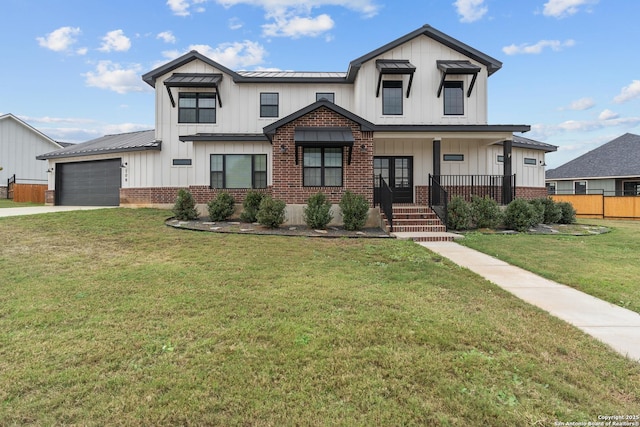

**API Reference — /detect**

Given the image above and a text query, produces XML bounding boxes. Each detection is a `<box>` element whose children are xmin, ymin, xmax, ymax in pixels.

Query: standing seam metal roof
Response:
<box><xmin>36</xmin><ymin>130</ymin><xmax>159</xmax><ymax>160</ymax></box>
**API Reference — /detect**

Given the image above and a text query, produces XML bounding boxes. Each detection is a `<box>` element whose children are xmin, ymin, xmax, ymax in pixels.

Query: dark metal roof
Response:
<box><xmin>36</xmin><ymin>130</ymin><xmax>160</xmax><ymax>160</ymax></box>
<box><xmin>164</xmin><ymin>73</ymin><xmax>222</xmax><ymax>87</ymax></box>
<box><xmin>546</xmin><ymin>133</ymin><xmax>640</xmax><ymax>180</ymax></box>
<box><xmin>143</xmin><ymin>25</ymin><xmax>502</xmax><ymax>87</ymax></box>
<box><xmin>437</xmin><ymin>60</ymin><xmax>481</xmax><ymax>74</ymax></box>
<box><xmin>179</xmin><ymin>133</ymin><xmax>268</xmax><ymax>142</ymax></box>
<box><xmin>376</xmin><ymin>59</ymin><xmax>416</xmax><ymax>74</ymax></box>
<box><xmin>510</xmin><ymin>135</ymin><xmax>557</xmax><ymax>153</ymax></box>
<box><xmin>373</xmin><ymin>124</ymin><xmax>531</xmax><ymax>133</ymax></box>
<box><xmin>294</xmin><ymin>127</ymin><xmax>354</xmax><ymax>145</ymax></box>
<box><xmin>263</xmin><ymin>99</ymin><xmax>376</xmax><ymax>141</ymax></box>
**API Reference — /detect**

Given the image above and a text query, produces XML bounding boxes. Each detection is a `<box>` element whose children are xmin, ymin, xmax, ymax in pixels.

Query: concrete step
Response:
<box><xmin>391</xmin><ymin>224</ymin><xmax>447</xmax><ymax>233</ymax></box>
<box><xmin>391</xmin><ymin>231</ymin><xmax>463</xmax><ymax>242</ymax></box>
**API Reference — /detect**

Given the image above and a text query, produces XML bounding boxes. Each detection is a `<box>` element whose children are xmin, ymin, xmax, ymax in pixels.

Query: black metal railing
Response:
<box><xmin>428</xmin><ymin>174</ymin><xmax>448</xmax><ymax>227</ymax></box>
<box><xmin>433</xmin><ymin>174</ymin><xmax>515</xmax><ymax>205</ymax></box>
<box><xmin>7</xmin><ymin>174</ymin><xmax>15</xmax><ymax>200</ymax></box>
<box><xmin>377</xmin><ymin>175</ymin><xmax>394</xmax><ymax>232</ymax></box>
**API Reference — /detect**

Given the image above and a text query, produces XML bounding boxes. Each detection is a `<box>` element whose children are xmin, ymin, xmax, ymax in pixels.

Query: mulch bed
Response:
<box><xmin>166</xmin><ymin>218</ymin><xmax>391</xmax><ymax>238</ymax></box>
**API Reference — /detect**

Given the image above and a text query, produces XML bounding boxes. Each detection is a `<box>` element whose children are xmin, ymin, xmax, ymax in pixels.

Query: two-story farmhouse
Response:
<box><xmin>38</xmin><ymin>24</ymin><xmax>556</xmax><ymax>224</ymax></box>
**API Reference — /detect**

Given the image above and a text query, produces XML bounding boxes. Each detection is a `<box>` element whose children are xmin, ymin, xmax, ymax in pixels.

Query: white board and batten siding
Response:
<box><xmin>0</xmin><ymin>114</ymin><xmax>62</xmax><ymax>185</ymax></box>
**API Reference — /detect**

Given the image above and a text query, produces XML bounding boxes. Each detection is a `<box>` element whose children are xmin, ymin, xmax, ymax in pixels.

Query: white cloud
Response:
<box><xmin>598</xmin><ymin>109</ymin><xmax>619</xmax><ymax>120</ymax></box>
<box><xmin>157</xmin><ymin>31</ymin><xmax>177</xmax><ymax>44</ymax></box>
<box><xmin>453</xmin><ymin>0</ymin><xmax>488</xmax><ymax>23</ymax></box>
<box><xmin>263</xmin><ymin>13</ymin><xmax>334</xmax><ymax>38</ymax></box>
<box><xmin>167</xmin><ymin>0</ymin><xmax>208</xmax><ymax>16</ymax></box>
<box><xmin>83</xmin><ymin>61</ymin><xmax>148</xmax><ymax>94</ymax></box>
<box><xmin>163</xmin><ymin>40</ymin><xmax>267</xmax><ymax>69</ymax></box>
<box><xmin>216</xmin><ymin>0</ymin><xmax>380</xmax><ymax>18</ymax></box>
<box><xmin>543</xmin><ymin>0</ymin><xmax>598</xmax><ymax>18</ymax></box>
<box><xmin>229</xmin><ymin>17</ymin><xmax>244</xmax><ymax>30</ymax></box>
<box><xmin>565</xmin><ymin>97</ymin><xmax>595</xmax><ymax>111</ymax></box>
<box><xmin>36</xmin><ymin>26</ymin><xmax>82</xmax><ymax>52</ymax></box>
<box><xmin>99</xmin><ymin>30</ymin><xmax>131</xmax><ymax>52</ymax></box>
<box><xmin>502</xmin><ymin>39</ymin><xmax>575</xmax><ymax>55</ymax></box>
<box><xmin>613</xmin><ymin>80</ymin><xmax>640</xmax><ymax>104</ymax></box>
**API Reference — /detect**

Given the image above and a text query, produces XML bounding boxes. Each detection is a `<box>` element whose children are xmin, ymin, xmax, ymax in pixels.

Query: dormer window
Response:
<box><xmin>443</xmin><ymin>81</ymin><xmax>464</xmax><ymax>116</ymax></box>
<box><xmin>382</xmin><ymin>81</ymin><xmax>403</xmax><ymax>115</ymax></box>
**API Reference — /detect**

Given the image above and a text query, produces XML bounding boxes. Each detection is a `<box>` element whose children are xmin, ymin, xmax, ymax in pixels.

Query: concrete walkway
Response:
<box><xmin>420</xmin><ymin>241</ymin><xmax>640</xmax><ymax>362</ymax></box>
<box><xmin>0</xmin><ymin>206</ymin><xmax>117</xmax><ymax>218</ymax></box>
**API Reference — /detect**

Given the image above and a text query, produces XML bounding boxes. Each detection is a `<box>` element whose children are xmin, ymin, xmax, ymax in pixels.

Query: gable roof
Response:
<box><xmin>512</xmin><ymin>135</ymin><xmax>557</xmax><ymax>153</ymax></box>
<box><xmin>546</xmin><ymin>133</ymin><xmax>640</xmax><ymax>180</ymax></box>
<box><xmin>142</xmin><ymin>24</ymin><xmax>502</xmax><ymax>87</ymax></box>
<box><xmin>37</xmin><ymin>130</ymin><xmax>160</xmax><ymax>160</ymax></box>
<box><xmin>0</xmin><ymin>113</ymin><xmax>63</xmax><ymax>149</ymax></box>
<box><xmin>263</xmin><ymin>100</ymin><xmax>376</xmax><ymax>141</ymax></box>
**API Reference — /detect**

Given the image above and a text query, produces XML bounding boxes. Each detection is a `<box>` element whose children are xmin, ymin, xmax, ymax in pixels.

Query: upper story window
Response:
<box><xmin>443</xmin><ymin>81</ymin><xmax>464</xmax><ymax>115</ymax></box>
<box><xmin>260</xmin><ymin>93</ymin><xmax>279</xmax><ymax>118</ymax></box>
<box><xmin>179</xmin><ymin>93</ymin><xmax>216</xmax><ymax>123</ymax></box>
<box><xmin>303</xmin><ymin>147</ymin><xmax>343</xmax><ymax>187</ymax></box>
<box><xmin>316</xmin><ymin>93</ymin><xmax>335</xmax><ymax>103</ymax></box>
<box><xmin>382</xmin><ymin>81</ymin><xmax>403</xmax><ymax>115</ymax></box>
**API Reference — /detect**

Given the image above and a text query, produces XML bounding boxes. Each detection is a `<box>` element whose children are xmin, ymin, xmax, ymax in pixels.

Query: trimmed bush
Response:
<box><xmin>470</xmin><ymin>195</ymin><xmax>502</xmax><ymax>229</ymax></box>
<box><xmin>257</xmin><ymin>196</ymin><xmax>286</xmax><ymax>228</ymax></box>
<box><xmin>447</xmin><ymin>196</ymin><xmax>472</xmax><ymax>230</ymax></box>
<box><xmin>207</xmin><ymin>192</ymin><xmax>235</xmax><ymax>221</ymax></box>
<box><xmin>557</xmin><ymin>201</ymin><xmax>577</xmax><ymax>224</ymax></box>
<box><xmin>172</xmin><ymin>189</ymin><xmax>199</xmax><ymax>220</ymax></box>
<box><xmin>504</xmin><ymin>198</ymin><xmax>538</xmax><ymax>232</ymax></box>
<box><xmin>539</xmin><ymin>197</ymin><xmax>563</xmax><ymax>224</ymax></box>
<box><xmin>303</xmin><ymin>193</ymin><xmax>333</xmax><ymax>229</ymax></box>
<box><xmin>240</xmin><ymin>191</ymin><xmax>264</xmax><ymax>223</ymax></box>
<box><xmin>339</xmin><ymin>191</ymin><xmax>369</xmax><ymax>231</ymax></box>
<box><xmin>528</xmin><ymin>198</ymin><xmax>546</xmax><ymax>225</ymax></box>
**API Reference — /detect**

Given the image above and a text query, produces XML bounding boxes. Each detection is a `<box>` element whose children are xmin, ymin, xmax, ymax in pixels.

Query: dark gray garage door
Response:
<box><xmin>56</xmin><ymin>159</ymin><xmax>121</xmax><ymax>206</ymax></box>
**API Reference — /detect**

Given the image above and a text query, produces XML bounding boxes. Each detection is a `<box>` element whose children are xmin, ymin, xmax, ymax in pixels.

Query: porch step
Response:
<box><xmin>382</xmin><ymin>205</ymin><xmax>458</xmax><ymax>242</ymax></box>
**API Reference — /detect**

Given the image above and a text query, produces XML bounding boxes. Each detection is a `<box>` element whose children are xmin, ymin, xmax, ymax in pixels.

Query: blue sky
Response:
<box><xmin>1</xmin><ymin>0</ymin><xmax>639</xmax><ymax>168</ymax></box>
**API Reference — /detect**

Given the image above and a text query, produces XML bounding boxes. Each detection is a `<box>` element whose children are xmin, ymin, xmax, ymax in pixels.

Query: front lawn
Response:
<box><xmin>1</xmin><ymin>209</ymin><xmax>638</xmax><ymax>425</ymax></box>
<box><xmin>460</xmin><ymin>219</ymin><xmax>640</xmax><ymax>314</ymax></box>
<box><xmin>0</xmin><ymin>199</ymin><xmax>42</xmax><ymax>208</ymax></box>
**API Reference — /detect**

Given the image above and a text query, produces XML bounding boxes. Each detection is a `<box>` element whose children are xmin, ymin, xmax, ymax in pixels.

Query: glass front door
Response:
<box><xmin>374</xmin><ymin>156</ymin><xmax>413</xmax><ymax>204</ymax></box>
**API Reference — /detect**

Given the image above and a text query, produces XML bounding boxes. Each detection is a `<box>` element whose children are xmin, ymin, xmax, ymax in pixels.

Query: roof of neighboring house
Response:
<box><xmin>546</xmin><ymin>133</ymin><xmax>640</xmax><ymax>180</ymax></box>
<box><xmin>36</xmin><ymin>130</ymin><xmax>160</xmax><ymax>160</ymax></box>
<box><xmin>0</xmin><ymin>113</ymin><xmax>64</xmax><ymax>150</ymax></box>
<box><xmin>142</xmin><ymin>24</ymin><xmax>502</xmax><ymax>87</ymax></box>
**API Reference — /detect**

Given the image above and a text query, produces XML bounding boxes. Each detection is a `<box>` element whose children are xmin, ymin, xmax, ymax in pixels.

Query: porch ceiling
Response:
<box><xmin>372</xmin><ymin>130</ymin><xmax>515</xmax><ymax>143</ymax></box>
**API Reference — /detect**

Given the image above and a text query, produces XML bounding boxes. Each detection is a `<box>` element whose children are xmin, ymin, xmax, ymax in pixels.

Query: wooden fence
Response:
<box><xmin>12</xmin><ymin>184</ymin><xmax>47</xmax><ymax>204</ymax></box>
<box><xmin>551</xmin><ymin>194</ymin><xmax>640</xmax><ymax>220</ymax></box>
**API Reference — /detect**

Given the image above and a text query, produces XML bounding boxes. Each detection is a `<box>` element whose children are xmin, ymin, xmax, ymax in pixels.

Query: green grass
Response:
<box><xmin>0</xmin><ymin>199</ymin><xmax>43</xmax><ymax>208</ymax></box>
<box><xmin>1</xmin><ymin>209</ymin><xmax>639</xmax><ymax>425</ymax></box>
<box><xmin>460</xmin><ymin>219</ymin><xmax>640</xmax><ymax>314</ymax></box>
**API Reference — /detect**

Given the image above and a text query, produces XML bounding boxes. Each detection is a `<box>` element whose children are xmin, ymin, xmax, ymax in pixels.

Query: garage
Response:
<box><xmin>55</xmin><ymin>159</ymin><xmax>121</xmax><ymax>206</ymax></box>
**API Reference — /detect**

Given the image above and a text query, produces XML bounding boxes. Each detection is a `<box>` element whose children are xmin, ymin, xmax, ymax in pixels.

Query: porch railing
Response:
<box><xmin>376</xmin><ymin>175</ymin><xmax>394</xmax><ymax>232</ymax></box>
<box><xmin>432</xmin><ymin>174</ymin><xmax>515</xmax><ymax>205</ymax></box>
<box><xmin>428</xmin><ymin>174</ymin><xmax>448</xmax><ymax>227</ymax></box>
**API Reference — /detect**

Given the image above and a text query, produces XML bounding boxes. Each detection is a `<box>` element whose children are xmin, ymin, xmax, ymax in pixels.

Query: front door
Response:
<box><xmin>374</xmin><ymin>156</ymin><xmax>413</xmax><ymax>204</ymax></box>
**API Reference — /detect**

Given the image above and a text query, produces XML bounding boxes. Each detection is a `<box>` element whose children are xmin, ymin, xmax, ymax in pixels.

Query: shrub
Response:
<box><xmin>257</xmin><ymin>196</ymin><xmax>286</xmax><ymax>228</ymax></box>
<box><xmin>504</xmin><ymin>198</ymin><xmax>538</xmax><ymax>232</ymax></box>
<box><xmin>339</xmin><ymin>191</ymin><xmax>369</xmax><ymax>231</ymax></box>
<box><xmin>557</xmin><ymin>201</ymin><xmax>577</xmax><ymax>224</ymax></box>
<box><xmin>240</xmin><ymin>191</ymin><xmax>264</xmax><ymax>223</ymax></box>
<box><xmin>539</xmin><ymin>197</ymin><xmax>563</xmax><ymax>224</ymax></box>
<box><xmin>447</xmin><ymin>196</ymin><xmax>472</xmax><ymax>230</ymax></box>
<box><xmin>207</xmin><ymin>192</ymin><xmax>235</xmax><ymax>221</ymax></box>
<box><xmin>303</xmin><ymin>193</ymin><xmax>333</xmax><ymax>229</ymax></box>
<box><xmin>528</xmin><ymin>199</ymin><xmax>546</xmax><ymax>225</ymax></box>
<box><xmin>470</xmin><ymin>195</ymin><xmax>502</xmax><ymax>229</ymax></box>
<box><xmin>172</xmin><ymin>189</ymin><xmax>199</xmax><ymax>220</ymax></box>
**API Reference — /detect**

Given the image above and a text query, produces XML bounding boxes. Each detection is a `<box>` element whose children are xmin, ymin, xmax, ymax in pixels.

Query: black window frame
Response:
<box><xmin>443</xmin><ymin>81</ymin><xmax>464</xmax><ymax>116</ymax></box>
<box><xmin>302</xmin><ymin>147</ymin><xmax>343</xmax><ymax>187</ymax></box>
<box><xmin>260</xmin><ymin>92</ymin><xmax>279</xmax><ymax>118</ymax></box>
<box><xmin>443</xmin><ymin>154</ymin><xmax>464</xmax><ymax>162</ymax></box>
<box><xmin>178</xmin><ymin>92</ymin><xmax>216</xmax><ymax>123</ymax></box>
<box><xmin>172</xmin><ymin>158</ymin><xmax>192</xmax><ymax>166</ymax></box>
<box><xmin>210</xmin><ymin>154</ymin><xmax>267</xmax><ymax>189</ymax></box>
<box><xmin>574</xmin><ymin>181</ymin><xmax>587</xmax><ymax>195</ymax></box>
<box><xmin>316</xmin><ymin>92</ymin><xmax>335</xmax><ymax>103</ymax></box>
<box><xmin>524</xmin><ymin>157</ymin><xmax>537</xmax><ymax>166</ymax></box>
<box><xmin>546</xmin><ymin>182</ymin><xmax>557</xmax><ymax>195</ymax></box>
<box><xmin>382</xmin><ymin>80</ymin><xmax>403</xmax><ymax>115</ymax></box>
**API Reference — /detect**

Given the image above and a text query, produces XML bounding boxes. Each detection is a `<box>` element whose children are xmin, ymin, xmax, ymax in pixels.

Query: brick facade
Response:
<box><xmin>515</xmin><ymin>186</ymin><xmax>548</xmax><ymax>200</ymax></box>
<box><xmin>270</xmin><ymin>106</ymin><xmax>374</xmax><ymax>206</ymax></box>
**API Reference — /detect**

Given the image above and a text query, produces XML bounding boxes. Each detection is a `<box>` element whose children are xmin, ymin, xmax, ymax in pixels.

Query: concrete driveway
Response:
<box><xmin>0</xmin><ymin>206</ymin><xmax>117</xmax><ymax>218</ymax></box>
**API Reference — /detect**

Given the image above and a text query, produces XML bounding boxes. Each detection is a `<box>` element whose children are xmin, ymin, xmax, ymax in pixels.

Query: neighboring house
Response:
<box><xmin>546</xmin><ymin>133</ymin><xmax>640</xmax><ymax>196</ymax></box>
<box><xmin>37</xmin><ymin>24</ymin><xmax>556</xmax><ymax>221</ymax></box>
<box><xmin>0</xmin><ymin>113</ymin><xmax>64</xmax><ymax>198</ymax></box>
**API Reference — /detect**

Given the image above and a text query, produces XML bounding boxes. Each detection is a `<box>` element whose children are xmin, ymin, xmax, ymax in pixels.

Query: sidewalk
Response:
<box><xmin>0</xmin><ymin>206</ymin><xmax>116</xmax><ymax>218</ymax></box>
<box><xmin>419</xmin><ymin>241</ymin><xmax>640</xmax><ymax>362</ymax></box>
